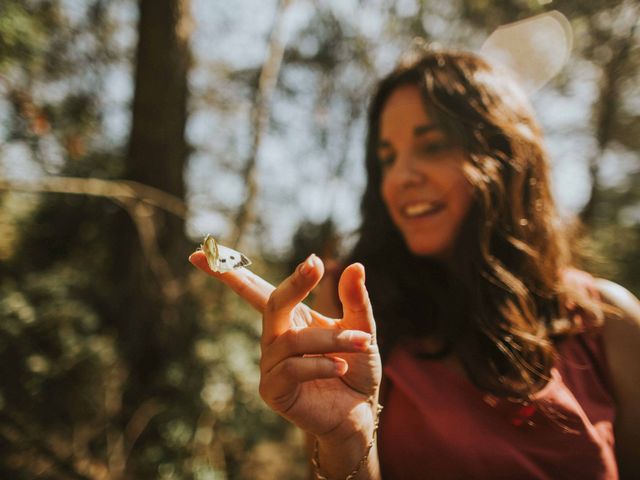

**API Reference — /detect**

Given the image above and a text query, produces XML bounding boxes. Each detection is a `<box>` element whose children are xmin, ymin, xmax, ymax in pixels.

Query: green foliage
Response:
<box><xmin>0</xmin><ymin>2</ymin><xmax>48</xmax><ymax>71</ymax></box>
<box><xmin>0</xmin><ymin>1</ymin><xmax>304</xmax><ymax>478</ymax></box>
<box><xmin>0</xmin><ymin>264</ymin><xmax>120</xmax><ymax>477</ymax></box>
<box><xmin>584</xmin><ymin>172</ymin><xmax>640</xmax><ymax>297</ymax></box>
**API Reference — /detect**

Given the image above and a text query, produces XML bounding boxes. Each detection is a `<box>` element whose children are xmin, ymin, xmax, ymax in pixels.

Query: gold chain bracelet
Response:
<box><xmin>311</xmin><ymin>404</ymin><xmax>384</xmax><ymax>480</ymax></box>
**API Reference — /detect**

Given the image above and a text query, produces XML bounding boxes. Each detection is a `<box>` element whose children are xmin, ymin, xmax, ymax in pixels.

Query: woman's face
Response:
<box><xmin>378</xmin><ymin>84</ymin><xmax>474</xmax><ymax>260</ymax></box>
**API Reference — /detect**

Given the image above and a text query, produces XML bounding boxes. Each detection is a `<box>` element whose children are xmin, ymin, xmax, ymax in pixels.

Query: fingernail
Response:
<box><xmin>349</xmin><ymin>331</ymin><xmax>371</xmax><ymax>350</ymax></box>
<box><xmin>299</xmin><ymin>254</ymin><xmax>316</xmax><ymax>276</ymax></box>
<box><xmin>334</xmin><ymin>359</ymin><xmax>348</xmax><ymax>376</ymax></box>
<box><xmin>356</xmin><ymin>263</ymin><xmax>366</xmax><ymax>283</ymax></box>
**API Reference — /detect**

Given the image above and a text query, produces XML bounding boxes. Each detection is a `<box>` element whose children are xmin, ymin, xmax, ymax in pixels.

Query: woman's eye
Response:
<box><xmin>419</xmin><ymin>142</ymin><xmax>450</xmax><ymax>156</ymax></box>
<box><xmin>379</xmin><ymin>154</ymin><xmax>395</xmax><ymax>169</ymax></box>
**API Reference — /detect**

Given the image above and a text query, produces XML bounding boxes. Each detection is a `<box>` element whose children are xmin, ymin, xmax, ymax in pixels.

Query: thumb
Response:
<box><xmin>338</xmin><ymin>263</ymin><xmax>376</xmax><ymax>340</ymax></box>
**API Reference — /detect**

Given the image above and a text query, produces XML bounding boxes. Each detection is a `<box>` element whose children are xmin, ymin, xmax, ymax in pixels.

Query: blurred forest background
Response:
<box><xmin>0</xmin><ymin>0</ymin><xmax>638</xmax><ymax>478</ymax></box>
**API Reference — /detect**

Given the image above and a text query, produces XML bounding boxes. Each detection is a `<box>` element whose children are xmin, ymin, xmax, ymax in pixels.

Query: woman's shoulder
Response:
<box><xmin>593</xmin><ymin>278</ymin><xmax>640</xmax><ymax>388</ymax></box>
<box><xmin>595</xmin><ymin>278</ymin><xmax>640</xmax><ymax>322</ymax></box>
<box><xmin>594</xmin><ymin>278</ymin><xmax>640</xmax><ymax>475</ymax></box>
<box><xmin>595</xmin><ymin>278</ymin><xmax>640</xmax><ymax>365</ymax></box>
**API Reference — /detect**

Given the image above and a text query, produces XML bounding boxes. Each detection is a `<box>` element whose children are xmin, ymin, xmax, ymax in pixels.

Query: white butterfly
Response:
<box><xmin>200</xmin><ymin>235</ymin><xmax>252</xmax><ymax>273</ymax></box>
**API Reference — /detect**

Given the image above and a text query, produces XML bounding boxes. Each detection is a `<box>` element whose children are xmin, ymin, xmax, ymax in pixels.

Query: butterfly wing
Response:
<box><xmin>201</xmin><ymin>235</ymin><xmax>221</xmax><ymax>271</ymax></box>
<box><xmin>216</xmin><ymin>244</ymin><xmax>252</xmax><ymax>272</ymax></box>
<box><xmin>200</xmin><ymin>235</ymin><xmax>251</xmax><ymax>273</ymax></box>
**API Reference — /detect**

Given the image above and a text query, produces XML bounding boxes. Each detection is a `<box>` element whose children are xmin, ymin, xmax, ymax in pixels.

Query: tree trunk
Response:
<box><xmin>109</xmin><ymin>0</ymin><xmax>194</xmax><ymax>409</ymax></box>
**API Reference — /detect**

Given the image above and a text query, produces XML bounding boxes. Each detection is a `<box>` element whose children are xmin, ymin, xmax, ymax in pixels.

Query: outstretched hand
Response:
<box><xmin>189</xmin><ymin>251</ymin><xmax>382</xmax><ymax>442</ymax></box>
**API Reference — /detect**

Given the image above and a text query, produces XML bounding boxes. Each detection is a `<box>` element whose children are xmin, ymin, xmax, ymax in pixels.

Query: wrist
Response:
<box><xmin>317</xmin><ymin>395</ymin><xmax>380</xmax><ymax>445</ymax></box>
<box><xmin>312</xmin><ymin>402</ymin><xmax>383</xmax><ymax>480</ymax></box>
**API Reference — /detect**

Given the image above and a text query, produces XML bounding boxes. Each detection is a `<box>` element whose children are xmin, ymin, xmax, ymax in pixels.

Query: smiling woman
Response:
<box><xmin>351</xmin><ymin>50</ymin><xmax>575</xmax><ymax>382</ymax></box>
<box><xmin>190</xmin><ymin>47</ymin><xmax>640</xmax><ymax>480</ymax></box>
<box><xmin>340</xmin><ymin>49</ymin><xmax>640</xmax><ymax>479</ymax></box>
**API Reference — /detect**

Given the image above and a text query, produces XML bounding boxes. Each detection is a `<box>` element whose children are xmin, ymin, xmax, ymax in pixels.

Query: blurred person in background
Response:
<box><xmin>190</xmin><ymin>48</ymin><xmax>640</xmax><ymax>479</ymax></box>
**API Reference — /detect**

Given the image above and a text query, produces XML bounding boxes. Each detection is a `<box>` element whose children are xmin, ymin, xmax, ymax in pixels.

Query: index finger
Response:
<box><xmin>261</xmin><ymin>254</ymin><xmax>324</xmax><ymax>345</ymax></box>
<box><xmin>189</xmin><ymin>250</ymin><xmax>274</xmax><ymax>312</ymax></box>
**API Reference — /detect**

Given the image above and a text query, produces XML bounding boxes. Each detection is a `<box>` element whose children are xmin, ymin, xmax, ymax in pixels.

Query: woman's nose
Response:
<box><xmin>388</xmin><ymin>156</ymin><xmax>425</xmax><ymax>188</ymax></box>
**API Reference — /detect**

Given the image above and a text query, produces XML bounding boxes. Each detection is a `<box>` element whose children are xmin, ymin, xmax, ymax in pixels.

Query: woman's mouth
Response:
<box><xmin>401</xmin><ymin>201</ymin><xmax>445</xmax><ymax>219</ymax></box>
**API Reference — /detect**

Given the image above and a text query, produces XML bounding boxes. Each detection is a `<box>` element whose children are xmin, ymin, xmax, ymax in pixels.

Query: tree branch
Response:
<box><xmin>0</xmin><ymin>175</ymin><xmax>188</xmax><ymax>302</ymax></box>
<box><xmin>0</xmin><ymin>176</ymin><xmax>187</xmax><ymax>218</ymax></box>
<box><xmin>230</xmin><ymin>0</ymin><xmax>294</xmax><ymax>249</ymax></box>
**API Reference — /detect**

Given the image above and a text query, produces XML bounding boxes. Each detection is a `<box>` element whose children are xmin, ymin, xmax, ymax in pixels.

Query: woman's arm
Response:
<box><xmin>597</xmin><ymin>279</ymin><xmax>640</xmax><ymax>478</ymax></box>
<box><xmin>190</xmin><ymin>251</ymin><xmax>382</xmax><ymax>479</ymax></box>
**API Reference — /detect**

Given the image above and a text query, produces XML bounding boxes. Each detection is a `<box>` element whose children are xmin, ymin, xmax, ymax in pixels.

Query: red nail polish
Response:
<box><xmin>349</xmin><ymin>332</ymin><xmax>371</xmax><ymax>350</ymax></box>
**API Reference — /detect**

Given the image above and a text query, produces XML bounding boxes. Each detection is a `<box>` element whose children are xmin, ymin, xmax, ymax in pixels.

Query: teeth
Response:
<box><xmin>403</xmin><ymin>202</ymin><xmax>438</xmax><ymax>217</ymax></box>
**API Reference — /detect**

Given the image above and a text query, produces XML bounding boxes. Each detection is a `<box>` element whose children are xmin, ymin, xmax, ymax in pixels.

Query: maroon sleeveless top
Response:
<box><xmin>378</xmin><ymin>331</ymin><xmax>618</xmax><ymax>479</ymax></box>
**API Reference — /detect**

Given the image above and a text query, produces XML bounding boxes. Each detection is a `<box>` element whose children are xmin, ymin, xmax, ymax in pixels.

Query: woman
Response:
<box><xmin>190</xmin><ymin>50</ymin><xmax>640</xmax><ymax>479</ymax></box>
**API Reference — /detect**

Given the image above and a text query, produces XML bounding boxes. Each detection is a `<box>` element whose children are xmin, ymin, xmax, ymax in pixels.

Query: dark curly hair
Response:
<box><xmin>346</xmin><ymin>49</ymin><xmax>597</xmax><ymax>398</ymax></box>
